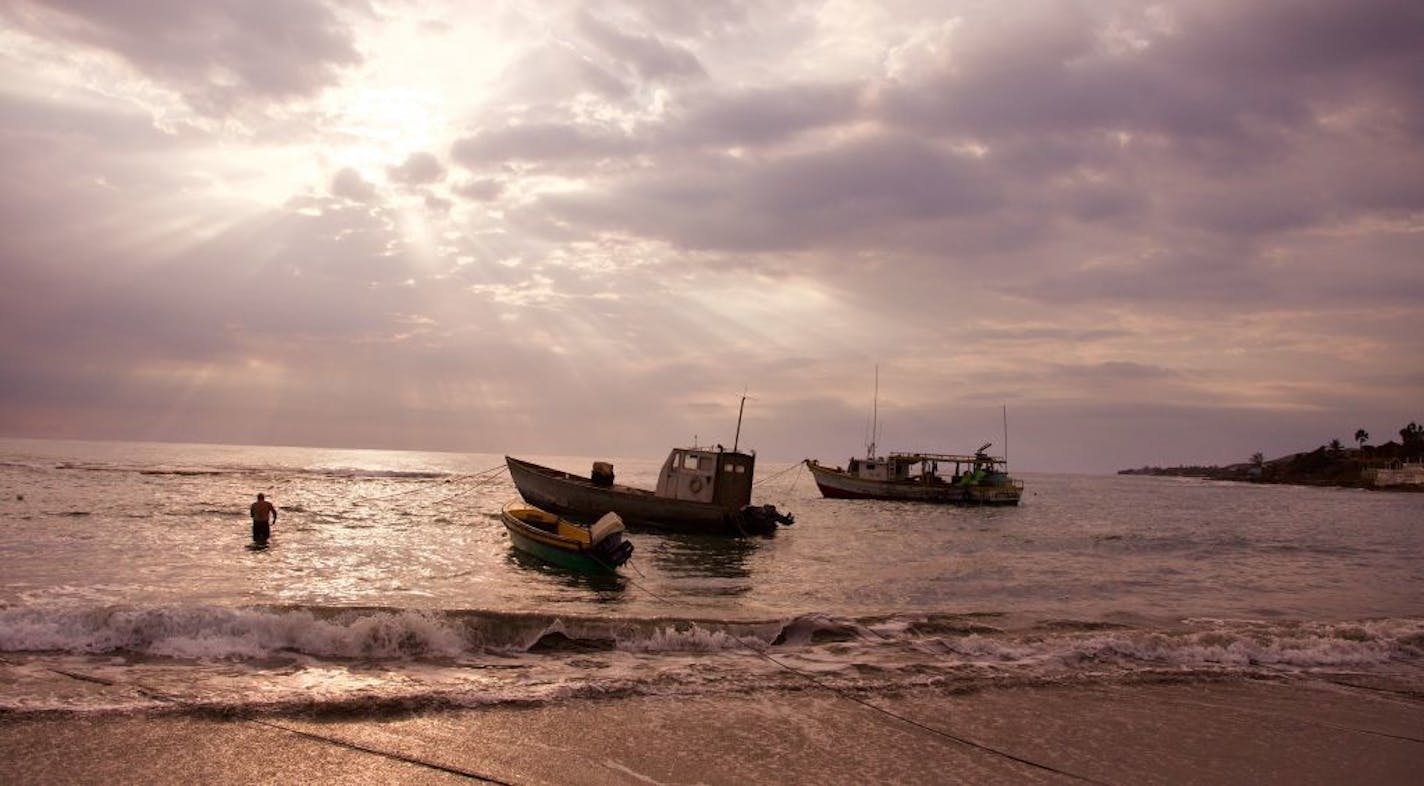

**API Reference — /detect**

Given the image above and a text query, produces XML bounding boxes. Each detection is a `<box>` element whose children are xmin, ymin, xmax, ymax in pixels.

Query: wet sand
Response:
<box><xmin>2</xmin><ymin>677</ymin><xmax>1420</xmax><ymax>785</ymax></box>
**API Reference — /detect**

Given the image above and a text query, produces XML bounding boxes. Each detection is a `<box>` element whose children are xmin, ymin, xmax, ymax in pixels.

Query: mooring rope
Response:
<box><xmin>752</xmin><ymin>460</ymin><xmax>804</xmax><ymax>487</ymax></box>
<box><xmin>424</xmin><ymin>465</ymin><xmax>510</xmax><ymax>507</ymax></box>
<box><xmin>595</xmin><ymin>560</ymin><xmax>1111</xmax><ymax>784</ymax></box>
<box><xmin>1250</xmin><ymin>663</ymin><xmax>1424</xmax><ymax>742</ymax></box>
<box><xmin>244</xmin><ymin>716</ymin><xmax>518</xmax><ymax>784</ymax></box>
<box><xmin>356</xmin><ymin>463</ymin><xmax>508</xmax><ymax>502</ymax></box>
<box><xmin>0</xmin><ymin>656</ymin><xmax>517</xmax><ymax>785</ymax></box>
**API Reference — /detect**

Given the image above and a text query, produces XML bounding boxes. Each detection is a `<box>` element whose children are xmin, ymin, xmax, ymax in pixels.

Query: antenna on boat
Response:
<box><xmin>732</xmin><ymin>389</ymin><xmax>748</xmax><ymax>452</ymax></box>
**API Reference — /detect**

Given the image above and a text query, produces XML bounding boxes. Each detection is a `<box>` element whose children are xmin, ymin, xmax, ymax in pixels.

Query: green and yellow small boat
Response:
<box><xmin>500</xmin><ymin>501</ymin><xmax>634</xmax><ymax>573</ymax></box>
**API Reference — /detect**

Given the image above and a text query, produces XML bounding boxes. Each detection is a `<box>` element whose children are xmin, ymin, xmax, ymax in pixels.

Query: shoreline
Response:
<box><xmin>4</xmin><ymin>677</ymin><xmax>1420</xmax><ymax>785</ymax></box>
<box><xmin>1117</xmin><ymin>471</ymin><xmax>1424</xmax><ymax>493</ymax></box>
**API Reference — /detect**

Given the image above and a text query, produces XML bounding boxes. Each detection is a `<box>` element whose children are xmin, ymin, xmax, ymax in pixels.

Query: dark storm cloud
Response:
<box><xmin>2</xmin><ymin>0</ymin><xmax>362</xmax><ymax>114</ymax></box>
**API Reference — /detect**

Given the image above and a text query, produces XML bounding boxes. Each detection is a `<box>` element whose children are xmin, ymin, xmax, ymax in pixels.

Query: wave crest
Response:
<box><xmin>2</xmin><ymin>605</ymin><xmax>1421</xmax><ymax>672</ymax></box>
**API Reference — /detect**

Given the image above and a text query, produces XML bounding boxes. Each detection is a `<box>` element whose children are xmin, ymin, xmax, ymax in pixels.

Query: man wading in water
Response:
<box><xmin>249</xmin><ymin>493</ymin><xmax>277</xmax><ymax>545</ymax></box>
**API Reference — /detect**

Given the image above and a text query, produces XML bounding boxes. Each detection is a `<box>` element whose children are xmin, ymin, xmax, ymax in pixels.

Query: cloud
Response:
<box><xmin>574</xmin><ymin>9</ymin><xmax>706</xmax><ymax>82</ymax></box>
<box><xmin>665</xmin><ymin>82</ymin><xmax>863</xmax><ymax>147</ymax></box>
<box><xmin>2</xmin><ymin>0</ymin><xmax>363</xmax><ymax>116</ymax></box>
<box><xmin>512</xmin><ymin>132</ymin><xmax>999</xmax><ymax>253</ymax></box>
<box><xmin>330</xmin><ymin>167</ymin><xmax>377</xmax><ymax>202</ymax></box>
<box><xmin>874</xmin><ymin>0</ymin><xmax>1422</xmax><ymax>148</ymax></box>
<box><xmin>1</xmin><ymin>1</ymin><xmax>1420</xmax><ymax>471</ymax></box>
<box><xmin>451</xmin><ymin>122</ymin><xmax>637</xmax><ymax>168</ymax></box>
<box><xmin>453</xmin><ymin>178</ymin><xmax>506</xmax><ymax>201</ymax></box>
<box><xmin>484</xmin><ymin>36</ymin><xmax>632</xmax><ymax>105</ymax></box>
<box><xmin>387</xmin><ymin>151</ymin><xmax>446</xmax><ymax>186</ymax></box>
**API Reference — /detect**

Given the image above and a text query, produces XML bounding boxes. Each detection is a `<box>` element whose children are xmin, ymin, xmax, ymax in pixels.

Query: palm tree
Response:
<box><xmin>1355</xmin><ymin>429</ymin><xmax>1369</xmax><ymax>447</ymax></box>
<box><xmin>1402</xmin><ymin>422</ymin><xmax>1424</xmax><ymax>458</ymax></box>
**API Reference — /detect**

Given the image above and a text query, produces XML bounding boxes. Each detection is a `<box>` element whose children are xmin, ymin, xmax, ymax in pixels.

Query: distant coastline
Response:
<box><xmin>1119</xmin><ymin>425</ymin><xmax>1424</xmax><ymax>492</ymax></box>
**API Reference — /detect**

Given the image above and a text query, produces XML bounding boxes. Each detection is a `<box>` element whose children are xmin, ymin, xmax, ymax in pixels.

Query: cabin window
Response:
<box><xmin>735</xmin><ymin>465</ymin><xmax>746</xmax><ymax>474</ymax></box>
<box><xmin>682</xmin><ymin>454</ymin><xmax>702</xmax><ymax>470</ymax></box>
<box><xmin>724</xmin><ymin>463</ymin><xmax>734</xmax><ymax>473</ymax></box>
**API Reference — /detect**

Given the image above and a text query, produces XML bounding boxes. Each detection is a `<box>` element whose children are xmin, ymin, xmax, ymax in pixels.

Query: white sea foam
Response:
<box><xmin>0</xmin><ymin>605</ymin><xmax>468</xmax><ymax>660</ymax></box>
<box><xmin>934</xmin><ymin>618</ymin><xmax>1424</xmax><ymax>672</ymax></box>
<box><xmin>4</xmin><ymin>604</ymin><xmax>1417</xmax><ymax>677</ymax></box>
<box><xmin>618</xmin><ymin>624</ymin><xmax>758</xmax><ymax>653</ymax></box>
<box><xmin>3</xmin><ymin>440</ymin><xmax>1424</xmax><ymax>715</ymax></box>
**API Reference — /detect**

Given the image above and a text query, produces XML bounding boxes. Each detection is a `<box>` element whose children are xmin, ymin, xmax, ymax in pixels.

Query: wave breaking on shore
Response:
<box><xmin>2</xmin><ymin>603</ymin><xmax>1421</xmax><ymax>716</ymax></box>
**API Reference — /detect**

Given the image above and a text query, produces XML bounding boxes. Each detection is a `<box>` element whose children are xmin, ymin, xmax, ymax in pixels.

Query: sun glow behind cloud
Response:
<box><xmin>2</xmin><ymin>1</ymin><xmax>1421</xmax><ymax>469</ymax></box>
<box><xmin>314</xmin><ymin>6</ymin><xmax>521</xmax><ymax>179</ymax></box>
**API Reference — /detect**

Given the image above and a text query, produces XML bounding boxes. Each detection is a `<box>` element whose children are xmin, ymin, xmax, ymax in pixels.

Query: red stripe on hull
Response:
<box><xmin>810</xmin><ymin>475</ymin><xmax>1021</xmax><ymax>505</ymax></box>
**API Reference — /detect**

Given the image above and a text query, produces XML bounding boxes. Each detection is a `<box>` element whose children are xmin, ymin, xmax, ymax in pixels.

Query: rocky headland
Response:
<box><xmin>1119</xmin><ymin>424</ymin><xmax>1424</xmax><ymax>491</ymax></box>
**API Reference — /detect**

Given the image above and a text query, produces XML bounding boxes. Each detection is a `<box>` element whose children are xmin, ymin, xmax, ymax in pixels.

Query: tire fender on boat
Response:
<box><xmin>689</xmin><ymin>477</ymin><xmax>704</xmax><ymax>494</ymax></box>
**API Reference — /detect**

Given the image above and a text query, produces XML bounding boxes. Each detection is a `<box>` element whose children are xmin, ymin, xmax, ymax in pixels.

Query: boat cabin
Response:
<box><xmin>656</xmin><ymin>447</ymin><xmax>755</xmax><ymax>510</ymax></box>
<box><xmin>848</xmin><ymin>456</ymin><xmax>917</xmax><ymax>482</ymax></box>
<box><xmin>849</xmin><ymin>450</ymin><xmax>1008</xmax><ymax>485</ymax></box>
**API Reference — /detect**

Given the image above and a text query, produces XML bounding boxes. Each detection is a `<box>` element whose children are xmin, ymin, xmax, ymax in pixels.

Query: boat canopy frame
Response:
<box><xmin>889</xmin><ymin>451</ymin><xmax>1008</xmax><ymax>467</ymax></box>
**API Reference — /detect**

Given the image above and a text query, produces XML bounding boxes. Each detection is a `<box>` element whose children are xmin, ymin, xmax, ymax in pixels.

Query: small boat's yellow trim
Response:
<box><xmin>502</xmin><ymin>502</ymin><xmax>626</xmax><ymax>552</ymax></box>
<box><xmin>555</xmin><ymin>517</ymin><xmax>594</xmax><ymax>545</ymax></box>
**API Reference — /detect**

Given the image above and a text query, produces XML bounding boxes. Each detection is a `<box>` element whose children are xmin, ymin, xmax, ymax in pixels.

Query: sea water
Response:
<box><xmin>0</xmin><ymin>437</ymin><xmax>1420</xmax><ymax>715</ymax></box>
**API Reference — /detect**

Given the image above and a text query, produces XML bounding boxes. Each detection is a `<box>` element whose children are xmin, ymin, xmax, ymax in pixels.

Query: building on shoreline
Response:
<box><xmin>1364</xmin><ymin>460</ymin><xmax>1424</xmax><ymax>488</ymax></box>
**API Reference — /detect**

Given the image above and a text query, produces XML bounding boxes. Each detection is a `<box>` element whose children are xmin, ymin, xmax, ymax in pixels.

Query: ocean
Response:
<box><xmin>1</xmin><ymin>437</ymin><xmax>1421</xmax><ymax>719</ymax></box>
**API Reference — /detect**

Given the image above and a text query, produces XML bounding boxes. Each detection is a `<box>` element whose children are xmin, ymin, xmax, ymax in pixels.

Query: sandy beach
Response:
<box><xmin>3</xmin><ymin>676</ymin><xmax>1420</xmax><ymax>785</ymax></box>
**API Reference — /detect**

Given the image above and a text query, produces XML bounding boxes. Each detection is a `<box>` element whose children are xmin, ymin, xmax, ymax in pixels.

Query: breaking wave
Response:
<box><xmin>3</xmin><ymin>604</ymin><xmax>1421</xmax><ymax>717</ymax></box>
<box><xmin>2</xmin><ymin>604</ymin><xmax>1420</xmax><ymax>670</ymax></box>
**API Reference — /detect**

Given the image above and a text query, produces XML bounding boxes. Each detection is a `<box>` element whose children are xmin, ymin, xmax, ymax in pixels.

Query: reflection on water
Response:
<box><xmin>504</xmin><ymin>551</ymin><xmax>629</xmax><ymax>601</ymax></box>
<box><xmin>5</xmin><ymin>440</ymin><xmax>1423</xmax><ymax>625</ymax></box>
<box><xmin>645</xmin><ymin>533</ymin><xmax>760</xmax><ymax>580</ymax></box>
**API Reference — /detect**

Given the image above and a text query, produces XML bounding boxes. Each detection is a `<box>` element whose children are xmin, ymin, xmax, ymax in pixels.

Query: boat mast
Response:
<box><xmin>1002</xmin><ymin>404</ymin><xmax>1009</xmax><ymax>466</ymax></box>
<box><xmin>867</xmin><ymin>365</ymin><xmax>879</xmax><ymax>460</ymax></box>
<box><xmin>732</xmin><ymin>391</ymin><xmax>747</xmax><ymax>452</ymax></box>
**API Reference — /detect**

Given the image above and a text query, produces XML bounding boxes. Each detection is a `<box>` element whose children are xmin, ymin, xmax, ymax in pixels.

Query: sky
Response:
<box><xmin>1</xmin><ymin>0</ymin><xmax>1421</xmax><ymax>474</ymax></box>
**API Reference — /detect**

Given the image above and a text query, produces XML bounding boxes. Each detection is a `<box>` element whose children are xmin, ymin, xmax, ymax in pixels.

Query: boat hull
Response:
<box><xmin>500</xmin><ymin>503</ymin><xmax>632</xmax><ymax>573</ymax></box>
<box><xmin>805</xmin><ymin>460</ymin><xmax>1022</xmax><ymax>505</ymax></box>
<box><xmin>505</xmin><ymin>526</ymin><xmax>618</xmax><ymax>572</ymax></box>
<box><xmin>506</xmin><ymin>456</ymin><xmax>758</xmax><ymax>535</ymax></box>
